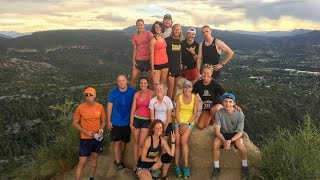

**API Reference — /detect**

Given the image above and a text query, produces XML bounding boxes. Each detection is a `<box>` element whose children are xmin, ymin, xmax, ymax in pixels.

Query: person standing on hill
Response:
<box><xmin>107</xmin><ymin>75</ymin><xmax>137</xmax><ymax>171</ymax></box>
<box><xmin>212</xmin><ymin>93</ymin><xmax>248</xmax><ymax>179</ymax></box>
<box><xmin>130</xmin><ymin>77</ymin><xmax>154</xmax><ymax>173</ymax></box>
<box><xmin>181</xmin><ymin>27</ymin><xmax>199</xmax><ymax>84</ymax></box>
<box><xmin>73</xmin><ymin>87</ymin><xmax>106</xmax><ymax>180</ymax></box>
<box><xmin>163</xmin><ymin>14</ymin><xmax>173</xmax><ymax>38</ymax></box>
<box><xmin>174</xmin><ymin>80</ymin><xmax>198</xmax><ymax>179</ymax></box>
<box><xmin>166</xmin><ymin>23</ymin><xmax>183</xmax><ymax>101</ymax></box>
<box><xmin>198</xmin><ymin>25</ymin><xmax>234</xmax><ymax>80</ymax></box>
<box><xmin>130</xmin><ymin>19</ymin><xmax>154</xmax><ymax>89</ymax></box>
<box><xmin>150</xmin><ymin>21</ymin><xmax>169</xmax><ymax>86</ymax></box>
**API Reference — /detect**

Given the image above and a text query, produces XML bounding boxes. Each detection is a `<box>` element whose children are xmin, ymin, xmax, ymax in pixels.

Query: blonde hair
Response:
<box><xmin>201</xmin><ymin>64</ymin><xmax>213</xmax><ymax>74</ymax></box>
<box><xmin>136</xmin><ymin>19</ymin><xmax>144</xmax><ymax>33</ymax></box>
<box><xmin>170</xmin><ymin>24</ymin><xmax>183</xmax><ymax>41</ymax></box>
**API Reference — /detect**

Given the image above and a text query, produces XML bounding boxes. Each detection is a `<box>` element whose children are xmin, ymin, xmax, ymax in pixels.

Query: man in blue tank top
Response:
<box><xmin>197</xmin><ymin>25</ymin><xmax>234</xmax><ymax>80</ymax></box>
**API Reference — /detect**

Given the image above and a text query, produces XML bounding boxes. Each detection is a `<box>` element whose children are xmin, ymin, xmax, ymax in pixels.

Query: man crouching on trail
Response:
<box><xmin>73</xmin><ymin>87</ymin><xmax>106</xmax><ymax>180</ymax></box>
<box><xmin>212</xmin><ymin>93</ymin><xmax>248</xmax><ymax>179</ymax></box>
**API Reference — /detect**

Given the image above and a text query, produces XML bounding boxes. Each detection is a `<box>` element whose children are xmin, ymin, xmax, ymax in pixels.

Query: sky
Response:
<box><xmin>0</xmin><ymin>0</ymin><xmax>319</xmax><ymax>32</ymax></box>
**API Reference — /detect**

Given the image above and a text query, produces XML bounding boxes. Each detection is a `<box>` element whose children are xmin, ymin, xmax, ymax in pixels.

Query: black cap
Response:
<box><xmin>163</xmin><ymin>14</ymin><xmax>172</xmax><ymax>19</ymax></box>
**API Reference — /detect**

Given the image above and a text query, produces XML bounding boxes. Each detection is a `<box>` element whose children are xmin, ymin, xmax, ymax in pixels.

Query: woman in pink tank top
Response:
<box><xmin>150</xmin><ymin>21</ymin><xmax>169</xmax><ymax>87</ymax></box>
<box><xmin>130</xmin><ymin>77</ymin><xmax>154</xmax><ymax>172</ymax></box>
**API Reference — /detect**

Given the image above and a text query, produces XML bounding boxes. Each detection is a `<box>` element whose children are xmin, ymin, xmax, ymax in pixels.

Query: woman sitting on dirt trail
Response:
<box><xmin>136</xmin><ymin>120</ymin><xmax>175</xmax><ymax>180</ymax></box>
<box><xmin>173</xmin><ymin>80</ymin><xmax>198</xmax><ymax>179</ymax></box>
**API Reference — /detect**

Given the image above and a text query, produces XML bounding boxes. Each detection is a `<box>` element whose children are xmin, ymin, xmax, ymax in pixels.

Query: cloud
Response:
<box><xmin>96</xmin><ymin>14</ymin><xmax>128</xmax><ymax>22</ymax></box>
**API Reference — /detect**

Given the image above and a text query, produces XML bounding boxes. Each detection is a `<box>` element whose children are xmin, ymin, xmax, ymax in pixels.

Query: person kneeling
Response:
<box><xmin>137</xmin><ymin>119</ymin><xmax>175</xmax><ymax>180</ymax></box>
<box><xmin>212</xmin><ymin>93</ymin><xmax>249</xmax><ymax>179</ymax></box>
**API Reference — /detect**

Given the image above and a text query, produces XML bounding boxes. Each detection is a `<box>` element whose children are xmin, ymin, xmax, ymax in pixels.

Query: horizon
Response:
<box><xmin>0</xmin><ymin>0</ymin><xmax>319</xmax><ymax>33</ymax></box>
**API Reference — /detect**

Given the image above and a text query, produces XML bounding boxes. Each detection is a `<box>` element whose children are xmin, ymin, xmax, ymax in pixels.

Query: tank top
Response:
<box><xmin>154</xmin><ymin>36</ymin><xmax>168</xmax><ymax>65</ymax></box>
<box><xmin>134</xmin><ymin>90</ymin><xmax>151</xmax><ymax>120</ymax></box>
<box><xmin>178</xmin><ymin>94</ymin><xmax>195</xmax><ymax>124</ymax></box>
<box><xmin>202</xmin><ymin>38</ymin><xmax>220</xmax><ymax>65</ymax></box>
<box><xmin>137</xmin><ymin>136</ymin><xmax>162</xmax><ymax>168</ymax></box>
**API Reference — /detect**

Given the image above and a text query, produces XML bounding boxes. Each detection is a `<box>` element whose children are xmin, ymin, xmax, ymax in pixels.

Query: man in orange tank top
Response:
<box><xmin>73</xmin><ymin>87</ymin><xmax>106</xmax><ymax>180</ymax></box>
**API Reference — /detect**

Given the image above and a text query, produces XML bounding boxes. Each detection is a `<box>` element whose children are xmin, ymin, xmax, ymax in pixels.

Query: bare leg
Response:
<box><xmin>153</xmin><ymin>70</ymin><xmax>161</xmax><ymax>85</ymax></box>
<box><xmin>76</xmin><ymin>156</ymin><xmax>88</xmax><ymax>180</ymax></box>
<box><xmin>133</xmin><ymin>128</ymin><xmax>141</xmax><ymax>171</ymax></box>
<box><xmin>167</xmin><ymin>75</ymin><xmax>175</xmax><ymax>100</ymax></box>
<box><xmin>139</xmin><ymin>128</ymin><xmax>149</xmax><ymax>157</ymax></box>
<box><xmin>160</xmin><ymin>68</ymin><xmax>169</xmax><ymax>84</ymax></box>
<box><xmin>172</xmin><ymin>77</ymin><xmax>180</xmax><ymax>101</ymax></box>
<box><xmin>209</xmin><ymin>104</ymin><xmax>223</xmax><ymax>125</ymax></box>
<box><xmin>130</xmin><ymin>68</ymin><xmax>141</xmax><ymax>88</ymax></box>
<box><xmin>147</xmin><ymin>70</ymin><xmax>153</xmax><ymax>90</ymax></box>
<box><xmin>213</xmin><ymin>137</ymin><xmax>223</xmax><ymax>161</ymax></box>
<box><xmin>137</xmin><ymin>169</ymin><xmax>153</xmax><ymax>180</ymax></box>
<box><xmin>174</xmin><ymin>127</ymin><xmax>181</xmax><ymax>166</ymax></box>
<box><xmin>234</xmin><ymin>138</ymin><xmax>247</xmax><ymax>160</ymax></box>
<box><xmin>114</xmin><ymin>141</ymin><xmax>122</xmax><ymax>163</ymax></box>
<box><xmin>197</xmin><ymin>111</ymin><xmax>211</xmax><ymax>130</ymax></box>
<box><xmin>89</xmin><ymin>153</ymin><xmax>99</xmax><ymax>177</ymax></box>
<box><xmin>181</xmin><ymin>127</ymin><xmax>192</xmax><ymax>166</ymax></box>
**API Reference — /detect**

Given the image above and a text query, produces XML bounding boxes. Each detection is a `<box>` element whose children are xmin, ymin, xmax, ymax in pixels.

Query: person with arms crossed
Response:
<box><xmin>181</xmin><ymin>27</ymin><xmax>199</xmax><ymax>84</ymax></box>
<box><xmin>73</xmin><ymin>87</ymin><xmax>106</xmax><ymax>180</ymax></box>
<box><xmin>130</xmin><ymin>19</ymin><xmax>154</xmax><ymax>88</ymax></box>
<box><xmin>107</xmin><ymin>75</ymin><xmax>137</xmax><ymax>170</ymax></box>
<box><xmin>197</xmin><ymin>25</ymin><xmax>234</xmax><ymax>80</ymax></box>
<box><xmin>212</xmin><ymin>93</ymin><xmax>248</xmax><ymax>179</ymax></box>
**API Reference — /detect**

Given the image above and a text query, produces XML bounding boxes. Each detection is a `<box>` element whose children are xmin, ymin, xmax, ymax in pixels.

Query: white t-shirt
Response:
<box><xmin>149</xmin><ymin>96</ymin><xmax>173</xmax><ymax>123</ymax></box>
<box><xmin>163</xmin><ymin>28</ymin><xmax>172</xmax><ymax>38</ymax></box>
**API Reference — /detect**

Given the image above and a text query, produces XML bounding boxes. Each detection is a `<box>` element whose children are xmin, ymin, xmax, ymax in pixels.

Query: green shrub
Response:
<box><xmin>258</xmin><ymin>115</ymin><xmax>320</xmax><ymax>180</ymax></box>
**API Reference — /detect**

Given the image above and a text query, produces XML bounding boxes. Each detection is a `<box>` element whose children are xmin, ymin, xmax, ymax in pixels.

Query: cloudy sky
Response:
<box><xmin>0</xmin><ymin>0</ymin><xmax>319</xmax><ymax>32</ymax></box>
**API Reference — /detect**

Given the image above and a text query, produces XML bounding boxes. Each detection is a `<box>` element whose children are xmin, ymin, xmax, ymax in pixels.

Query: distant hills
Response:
<box><xmin>0</xmin><ymin>28</ymin><xmax>319</xmax><ymax>51</ymax></box>
<box><xmin>0</xmin><ymin>31</ymin><xmax>32</xmax><ymax>38</ymax></box>
<box><xmin>233</xmin><ymin>29</ymin><xmax>313</xmax><ymax>37</ymax></box>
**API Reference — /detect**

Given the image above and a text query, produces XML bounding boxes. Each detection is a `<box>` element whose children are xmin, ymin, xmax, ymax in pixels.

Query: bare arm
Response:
<box><xmin>214</xmin><ymin>125</ymin><xmax>225</xmax><ymax>142</ymax></box>
<box><xmin>165</xmin><ymin>108</ymin><xmax>172</xmax><ymax>130</ymax></box>
<box><xmin>175</xmin><ymin>95</ymin><xmax>181</xmax><ymax>125</ymax></box>
<box><xmin>150</xmin><ymin>109</ymin><xmax>155</xmax><ymax>121</ymax></box>
<box><xmin>231</xmin><ymin>132</ymin><xmax>243</xmax><ymax>142</ymax></box>
<box><xmin>132</xmin><ymin>44</ymin><xmax>137</xmax><ymax>67</ymax></box>
<box><xmin>150</xmin><ymin>38</ymin><xmax>156</xmax><ymax>71</ymax></box>
<box><xmin>161</xmin><ymin>134</ymin><xmax>175</xmax><ymax>156</ymax></box>
<box><xmin>216</xmin><ymin>39</ymin><xmax>234</xmax><ymax>66</ymax></box>
<box><xmin>107</xmin><ymin>102</ymin><xmax>113</xmax><ymax>130</ymax></box>
<box><xmin>73</xmin><ymin>118</ymin><xmax>93</xmax><ymax>137</ymax></box>
<box><xmin>130</xmin><ymin>93</ymin><xmax>138</xmax><ymax>130</ymax></box>
<box><xmin>197</xmin><ymin>42</ymin><xmax>203</xmax><ymax>72</ymax></box>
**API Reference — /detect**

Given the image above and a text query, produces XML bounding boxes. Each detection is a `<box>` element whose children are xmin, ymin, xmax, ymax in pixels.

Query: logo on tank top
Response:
<box><xmin>172</xmin><ymin>44</ymin><xmax>181</xmax><ymax>51</ymax></box>
<box><xmin>203</xmin><ymin>90</ymin><xmax>211</xmax><ymax>97</ymax></box>
<box><xmin>148</xmin><ymin>151</ymin><xmax>159</xmax><ymax>157</ymax></box>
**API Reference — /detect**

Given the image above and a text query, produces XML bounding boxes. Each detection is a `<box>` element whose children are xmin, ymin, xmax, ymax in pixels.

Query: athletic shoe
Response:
<box><xmin>211</xmin><ymin>167</ymin><xmax>219</xmax><ymax>180</ymax></box>
<box><xmin>151</xmin><ymin>169</ymin><xmax>161</xmax><ymax>178</ymax></box>
<box><xmin>183</xmin><ymin>166</ymin><xmax>190</xmax><ymax>179</ymax></box>
<box><xmin>116</xmin><ymin>163</ymin><xmax>124</xmax><ymax>171</ymax></box>
<box><xmin>242</xmin><ymin>166</ymin><xmax>249</xmax><ymax>178</ymax></box>
<box><xmin>175</xmin><ymin>165</ymin><xmax>182</xmax><ymax>178</ymax></box>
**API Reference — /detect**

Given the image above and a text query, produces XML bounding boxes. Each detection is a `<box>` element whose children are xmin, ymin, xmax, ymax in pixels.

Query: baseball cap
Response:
<box><xmin>222</xmin><ymin>93</ymin><xmax>236</xmax><ymax>102</ymax></box>
<box><xmin>84</xmin><ymin>87</ymin><xmax>96</xmax><ymax>94</ymax></box>
<box><xmin>183</xmin><ymin>80</ymin><xmax>193</xmax><ymax>88</ymax></box>
<box><xmin>94</xmin><ymin>133</ymin><xmax>103</xmax><ymax>141</ymax></box>
<box><xmin>163</xmin><ymin>14</ymin><xmax>172</xmax><ymax>19</ymax></box>
<box><xmin>187</xmin><ymin>27</ymin><xmax>196</xmax><ymax>34</ymax></box>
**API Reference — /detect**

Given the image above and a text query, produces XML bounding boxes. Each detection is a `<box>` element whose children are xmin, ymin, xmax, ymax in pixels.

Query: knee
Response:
<box><xmin>181</xmin><ymin>139</ymin><xmax>188</xmax><ymax>147</ymax></box>
<box><xmin>161</xmin><ymin>153</ymin><xmax>172</xmax><ymax>164</ymax></box>
<box><xmin>197</xmin><ymin>123</ymin><xmax>206</xmax><ymax>130</ymax></box>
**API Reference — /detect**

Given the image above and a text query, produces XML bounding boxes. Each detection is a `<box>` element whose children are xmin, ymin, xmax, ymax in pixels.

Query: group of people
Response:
<box><xmin>72</xmin><ymin>14</ymin><xmax>248</xmax><ymax>180</ymax></box>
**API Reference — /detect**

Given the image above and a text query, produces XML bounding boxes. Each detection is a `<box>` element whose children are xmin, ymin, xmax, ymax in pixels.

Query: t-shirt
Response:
<box><xmin>132</xmin><ymin>31</ymin><xmax>153</xmax><ymax>61</ymax></box>
<box><xmin>181</xmin><ymin>40</ymin><xmax>199</xmax><ymax>69</ymax></box>
<box><xmin>192</xmin><ymin>79</ymin><xmax>226</xmax><ymax>105</ymax></box>
<box><xmin>165</xmin><ymin>36</ymin><xmax>181</xmax><ymax>68</ymax></box>
<box><xmin>215</xmin><ymin>109</ymin><xmax>245</xmax><ymax>133</ymax></box>
<box><xmin>149</xmin><ymin>96</ymin><xmax>173</xmax><ymax>123</ymax></box>
<box><xmin>163</xmin><ymin>28</ymin><xmax>172</xmax><ymax>38</ymax></box>
<box><xmin>108</xmin><ymin>87</ymin><xmax>137</xmax><ymax>126</ymax></box>
<box><xmin>74</xmin><ymin>102</ymin><xmax>106</xmax><ymax>139</ymax></box>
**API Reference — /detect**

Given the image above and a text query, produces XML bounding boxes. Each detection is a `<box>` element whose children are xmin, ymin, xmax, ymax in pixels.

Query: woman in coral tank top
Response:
<box><xmin>150</xmin><ymin>21</ymin><xmax>169</xmax><ymax>86</ymax></box>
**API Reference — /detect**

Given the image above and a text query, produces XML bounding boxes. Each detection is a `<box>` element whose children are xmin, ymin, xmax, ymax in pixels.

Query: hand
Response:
<box><xmin>98</xmin><ymin>128</ymin><xmax>104</xmax><ymax>135</ymax></box>
<box><xmin>107</xmin><ymin>121</ymin><xmax>113</xmax><ymax>130</ymax></box>
<box><xmin>153</xmin><ymin>155</ymin><xmax>159</xmax><ymax>163</ymax></box>
<box><xmin>85</xmin><ymin>130</ymin><xmax>94</xmax><ymax>137</ymax></box>
<box><xmin>223</xmin><ymin>140</ymin><xmax>232</xmax><ymax>150</ymax></box>
<box><xmin>170</xmin><ymin>131</ymin><xmax>176</xmax><ymax>142</ymax></box>
<box><xmin>234</xmin><ymin>105</ymin><xmax>242</xmax><ymax>112</ymax></box>
<box><xmin>186</xmin><ymin>46</ymin><xmax>196</xmax><ymax>55</ymax></box>
<box><xmin>179</xmin><ymin>124</ymin><xmax>188</xmax><ymax>135</ymax></box>
<box><xmin>133</xmin><ymin>61</ymin><xmax>137</xmax><ymax>68</ymax></box>
<box><xmin>130</xmin><ymin>124</ymin><xmax>136</xmax><ymax>133</ymax></box>
<box><xmin>213</xmin><ymin>64</ymin><xmax>223</xmax><ymax>71</ymax></box>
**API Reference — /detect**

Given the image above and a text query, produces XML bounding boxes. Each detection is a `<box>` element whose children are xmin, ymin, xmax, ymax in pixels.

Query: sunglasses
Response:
<box><xmin>84</xmin><ymin>93</ymin><xmax>94</xmax><ymax>97</ymax></box>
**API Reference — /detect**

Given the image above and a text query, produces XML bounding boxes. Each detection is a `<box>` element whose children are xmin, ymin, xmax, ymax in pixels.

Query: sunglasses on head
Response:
<box><xmin>84</xmin><ymin>93</ymin><xmax>94</xmax><ymax>97</ymax></box>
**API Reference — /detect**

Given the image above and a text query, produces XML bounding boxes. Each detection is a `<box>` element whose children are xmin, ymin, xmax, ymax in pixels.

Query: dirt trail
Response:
<box><xmin>53</xmin><ymin>80</ymin><xmax>261</xmax><ymax>180</ymax></box>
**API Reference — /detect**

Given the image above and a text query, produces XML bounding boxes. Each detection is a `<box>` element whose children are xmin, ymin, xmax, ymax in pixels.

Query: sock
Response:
<box><xmin>242</xmin><ymin>159</ymin><xmax>248</xmax><ymax>167</ymax></box>
<box><xmin>214</xmin><ymin>161</ymin><xmax>219</xmax><ymax>168</ymax></box>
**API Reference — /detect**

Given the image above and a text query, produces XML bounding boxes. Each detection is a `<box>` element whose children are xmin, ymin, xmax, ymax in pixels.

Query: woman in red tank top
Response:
<box><xmin>150</xmin><ymin>21</ymin><xmax>169</xmax><ymax>87</ymax></box>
